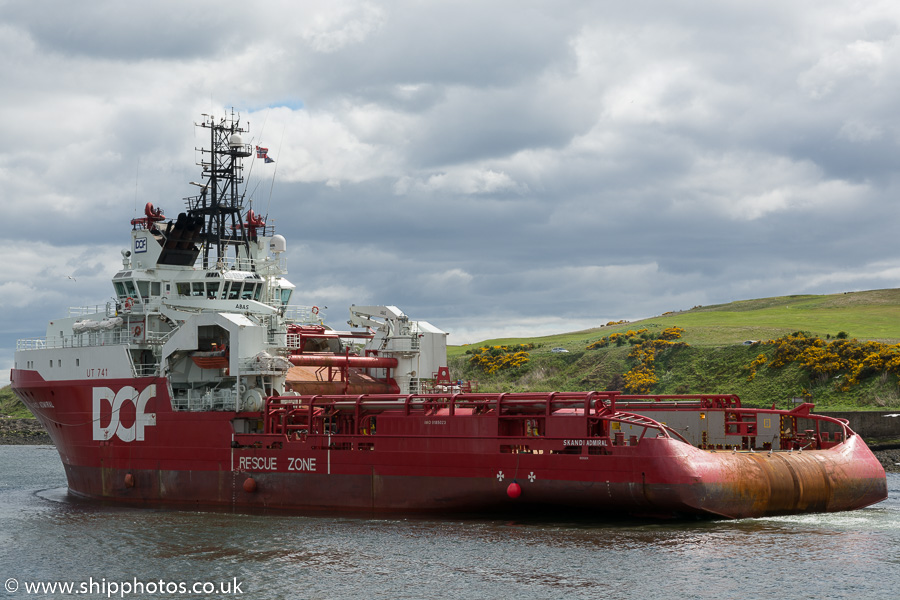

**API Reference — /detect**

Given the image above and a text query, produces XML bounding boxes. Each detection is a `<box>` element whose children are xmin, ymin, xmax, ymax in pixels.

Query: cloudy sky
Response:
<box><xmin>3</xmin><ymin>0</ymin><xmax>900</xmax><ymax>381</ymax></box>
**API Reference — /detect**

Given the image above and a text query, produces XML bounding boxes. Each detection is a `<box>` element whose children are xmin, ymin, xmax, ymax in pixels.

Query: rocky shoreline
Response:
<box><xmin>873</xmin><ymin>445</ymin><xmax>900</xmax><ymax>473</ymax></box>
<box><xmin>0</xmin><ymin>418</ymin><xmax>52</xmax><ymax>445</ymax></box>
<box><xmin>3</xmin><ymin>417</ymin><xmax>900</xmax><ymax>472</ymax></box>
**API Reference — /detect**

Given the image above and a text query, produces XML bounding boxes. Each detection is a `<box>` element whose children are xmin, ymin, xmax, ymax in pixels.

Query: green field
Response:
<box><xmin>449</xmin><ymin>288</ymin><xmax>900</xmax><ymax>357</ymax></box>
<box><xmin>448</xmin><ymin>288</ymin><xmax>900</xmax><ymax>410</ymax></box>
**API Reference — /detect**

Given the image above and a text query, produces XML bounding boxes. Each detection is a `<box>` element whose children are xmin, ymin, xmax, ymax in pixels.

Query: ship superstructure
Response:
<box><xmin>10</xmin><ymin>113</ymin><xmax>887</xmax><ymax>519</ymax></box>
<box><xmin>17</xmin><ymin>114</ymin><xmax>445</xmax><ymax>417</ymax></box>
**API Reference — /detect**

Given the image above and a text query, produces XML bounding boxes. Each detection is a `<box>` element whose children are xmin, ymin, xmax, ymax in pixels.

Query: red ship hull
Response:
<box><xmin>11</xmin><ymin>369</ymin><xmax>888</xmax><ymax>519</ymax></box>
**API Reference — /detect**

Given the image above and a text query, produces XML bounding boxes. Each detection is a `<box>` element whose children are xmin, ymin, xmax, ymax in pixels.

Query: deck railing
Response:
<box><xmin>245</xmin><ymin>392</ymin><xmax>852</xmax><ymax>452</ymax></box>
<box><xmin>171</xmin><ymin>388</ymin><xmax>238</xmax><ymax>412</ymax></box>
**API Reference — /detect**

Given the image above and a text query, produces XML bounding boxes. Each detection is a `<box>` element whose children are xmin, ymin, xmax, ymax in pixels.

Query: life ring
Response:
<box><xmin>124</xmin><ymin>297</ymin><xmax>134</xmax><ymax>310</ymax></box>
<box><xmin>133</xmin><ymin>325</ymin><xmax>142</xmax><ymax>337</ymax></box>
<box><xmin>312</xmin><ymin>306</ymin><xmax>319</xmax><ymax>315</ymax></box>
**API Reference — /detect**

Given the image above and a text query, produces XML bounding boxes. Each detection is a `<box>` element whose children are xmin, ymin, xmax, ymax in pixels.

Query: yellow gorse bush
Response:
<box><xmin>746</xmin><ymin>353</ymin><xmax>768</xmax><ymax>381</ymax></box>
<box><xmin>584</xmin><ymin>326</ymin><xmax>688</xmax><ymax>393</ymax></box>
<box><xmin>623</xmin><ymin>362</ymin><xmax>658</xmax><ymax>393</ymax></box>
<box><xmin>587</xmin><ymin>328</ymin><xmax>650</xmax><ymax>350</ymax></box>
<box><xmin>751</xmin><ymin>332</ymin><xmax>900</xmax><ymax>391</ymax></box>
<box><xmin>586</xmin><ymin>326</ymin><xmax>688</xmax><ymax>393</ymax></box>
<box><xmin>658</xmin><ymin>326</ymin><xmax>686</xmax><ymax>340</ymax></box>
<box><xmin>467</xmin><ymin>344</ymin><xmax>534</xmax><ymax>374</ymax></box>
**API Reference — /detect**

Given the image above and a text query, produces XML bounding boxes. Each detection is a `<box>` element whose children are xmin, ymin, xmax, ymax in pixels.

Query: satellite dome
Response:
<box><xmin>229</xmin><ymin>133</ymin><xmax>252</xmax><ymax>157</ymax></box>
<box><xmin>270</xmin><ymin>234</ymin><xmax>287</xmax><ymax>254</ymax></box>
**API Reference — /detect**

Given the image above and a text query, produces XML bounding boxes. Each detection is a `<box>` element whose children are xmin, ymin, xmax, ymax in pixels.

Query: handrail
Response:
<box><xmin>259</xmin><ymin>392</ymin><xmax>852</xmax><ymax>450</ymax></box>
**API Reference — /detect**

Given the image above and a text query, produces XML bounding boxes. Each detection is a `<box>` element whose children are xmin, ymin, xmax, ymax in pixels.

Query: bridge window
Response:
<box><xmin>240</xmin><ymin>283</ymin><xmax>256</xmax><ymax>300</ymax></box>
<box><xmin>124</xmin><ymin>280</ymin><xmax>137</xmax><ymax>298</ymax></box>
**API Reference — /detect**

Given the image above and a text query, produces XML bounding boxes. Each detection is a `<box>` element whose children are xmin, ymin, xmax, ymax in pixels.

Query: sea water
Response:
<box><xmin>1</xmin><ymin>445</ymin><xmax>898</xmax><ymax>600</ymax></box>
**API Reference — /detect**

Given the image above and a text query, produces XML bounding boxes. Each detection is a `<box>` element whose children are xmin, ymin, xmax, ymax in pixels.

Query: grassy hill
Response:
<box><xmin>0</xmin><ymin>385</ymin><xmax>32</xmax><ymax>419</ymax></box>
<box><xmin>448</xmin><ymin>288</ymin><xmax>900</xmax><ymax>410</ymax></box>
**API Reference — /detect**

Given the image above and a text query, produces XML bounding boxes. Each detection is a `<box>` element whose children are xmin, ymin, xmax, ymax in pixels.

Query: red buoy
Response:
<box><xmin>243</xmin><ymin>477</ymin><xmax>257</xmax><ymax>493</ymax></box>
<box><xmin>124</xmin><ymin>473</ymin><xmax>134</xmax><ymax>488</ymax></box>
<box><xmin>507</xmin><ymin>482</ymin><xmax>522</xmax><ymax>499</ymax></box>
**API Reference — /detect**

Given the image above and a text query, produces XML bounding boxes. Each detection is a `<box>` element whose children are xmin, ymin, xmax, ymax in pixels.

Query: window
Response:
<box><xmin>124</xmin><ymin>280</ymin><xmax>138</xmax><ymax>299</ymax></box>
<box><xmin>151</xmin><ymin>282</ymin><xmax>161</xmax><ymax>296</ymax></box>
<box><xmin>280</xmin><ymin>288</ymin><xmax>292</xmax><ymax>305</ymax></box>
<box><xmin>137</xmin><ymin>281</ymin><xmax>150</xmax><ymax>300</ymax></box>
<box><xmin>114</xmin><ymin>281</ymin><xmax>126</xmax><ymax>298</ymax></box>
<box><xmin>253</xmin><ymin>284</ymin><xmax>262</xmax><ymax>301</ymax></box>
<box><xmin>192</xmin><ymin>282</ymin><xmax>205</xmax><ymax>297</ymax></box>
<box><xmin>227</xmin><ymin>283</ymin><xmax>240</xmax><ymax>300</ymax></box>
<box><xmin>207</xmin><ymin>282</ymin><xmax>220</xmax><ymax>299</ymax></box>
<box><xmin>240</xmin><ymin>283</ymin><xmax>255</xmax><ymax>300</ymax></box>
<box><xmin>176</xmin><ymin>282</ymin><xmax>191</xmax><ymax>296</ymax></box>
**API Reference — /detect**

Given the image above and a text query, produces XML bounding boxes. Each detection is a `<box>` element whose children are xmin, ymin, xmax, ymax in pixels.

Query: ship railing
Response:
<box><xmin>241</xmin><ymin>354</ymin><xmax>292</xmax><ymax>374</ymax></box>
<box><xmin>198</xmin><ymin>255</ymin><xmax>287</xmax><ymax>273</ymax></box>
<box><xmin>171</xmin><ymin>388</ymin><xmax>237</xmax><ymax>412</ymax></box>
<box><xmin>255</xmin><ymin>392</ymin><xmax>854</xmax><ymax>451</ymax></box>
<box><xmin>204</xmin><ymin>256</ymin><xmax>256</xmax><ymax>272</ymax></box>
<box><xmin>16</xmin><ymin>338</ymin><xmax>47</xmax><ymax>350</ymax></box>
<box><xmin>264</xmin><ymin>391</ymin><xmax>619</xmax><ymax>414</ymax></box>
<box><xmin>17</xmin><ymin>327</ymin><xmax>180</xmax><ymax>351</ymax></box>
<box><xmin>18</xmin><ymin>330</ymin><xmax>134</xmax><ymax>350</ymax></box>
<box><xmin>146</xmin><ymin>329</ymin><xmax>175</xmax><ymax>346</ymax></box>
<box><xmin>67</xmin><ymin>304</ymin><xmax>116</xmax><ymax>318</ymax></box>
<box><xmin>614</xmin><ymin>395</ymin><xmax>851</xmax><ymax>448</ymax></box>
<box><xmin>254</xmin><ymin>391</ymin><xmax>680</xmax><ymax>447</ymax></box>
<box><xmin>718</xmin><ymin>404</ymin><xmax>850</xmax><ymax>448</ymax></box>
<box><xmin>382</xmin><ymin>336</ymin><xmax>420</xmax><ymax>352</ymax></box>
<box><xmin>282</xmin><ymin>305</ymin><xmax>325</xmax><ymax>324</ymax></box>
<box><xmin>615</xmin><ymin>394</ymin><xmax>743</xmax><ymax>410</ymax></box>
<box><xmin>261</xmin><ymin>392</ymin><xmax>625</xmax><ymax>436</ymax></box>
<box><xmin>132</xmin><ymin>363</ymin><xmax>159</xmax><ymax>377</ymax></box>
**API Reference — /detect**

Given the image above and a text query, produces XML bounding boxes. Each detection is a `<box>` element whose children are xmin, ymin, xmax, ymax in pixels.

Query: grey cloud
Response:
<box><xmin>3</xmin><ymin>0</ymin><xmax>900</xmax><ymax>361</ymax></box>
<box><xmin>3</xmin><ymin>1</ymin><xmax>243</xmax><ymax>59</ymax></box>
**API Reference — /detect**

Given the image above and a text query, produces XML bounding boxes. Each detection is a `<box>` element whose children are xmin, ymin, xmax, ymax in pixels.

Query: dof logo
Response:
<box><xmin>92</xmin><ymin>385</ymin><xmax>157</xmax><ymax>442</ymax></box>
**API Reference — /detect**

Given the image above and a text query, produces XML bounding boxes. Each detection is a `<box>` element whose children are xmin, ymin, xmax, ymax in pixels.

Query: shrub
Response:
<box><xmin>468</xmin><ymin>344</ymin><xmax>534</xmax><ymax>374</ymax></box>
<box><xmin>746</xmin><ymin>353</ymin><xmax>768</xmax><ymax>382</ymax></box>
<box><xmin>749</xmin><ymin>333</ymin><xmax>900</xmax><ymax>391</ymax></box>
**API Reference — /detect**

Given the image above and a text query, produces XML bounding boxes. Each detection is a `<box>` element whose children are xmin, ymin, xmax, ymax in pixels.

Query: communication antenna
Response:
<box><xmin>265</xmin><ymin>124</ymin><xmax>286</xmax><ymax>218</ymax></box>
<box><xmin>240</xmin><ymin>110</ymin><xmax>270</xmax><ymax>205</ymax></box>
<box><xmin>133</xmin><ymin>157</ymin><xmax>140</xmax><ymax>218</ymax></box>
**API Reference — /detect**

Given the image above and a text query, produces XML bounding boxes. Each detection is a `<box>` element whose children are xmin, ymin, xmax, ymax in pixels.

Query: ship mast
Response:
<box><xmin>188</xmin><ymin>111</ymin><xmax>254</xmax><ymax>269</ymax></box>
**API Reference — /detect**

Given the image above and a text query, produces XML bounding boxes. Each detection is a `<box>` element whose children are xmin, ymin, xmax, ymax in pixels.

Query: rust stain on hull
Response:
<box><xmin>674</xmin><ymin>435</ymin><xmax>887</xmax><ymax>518</ymax></box>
